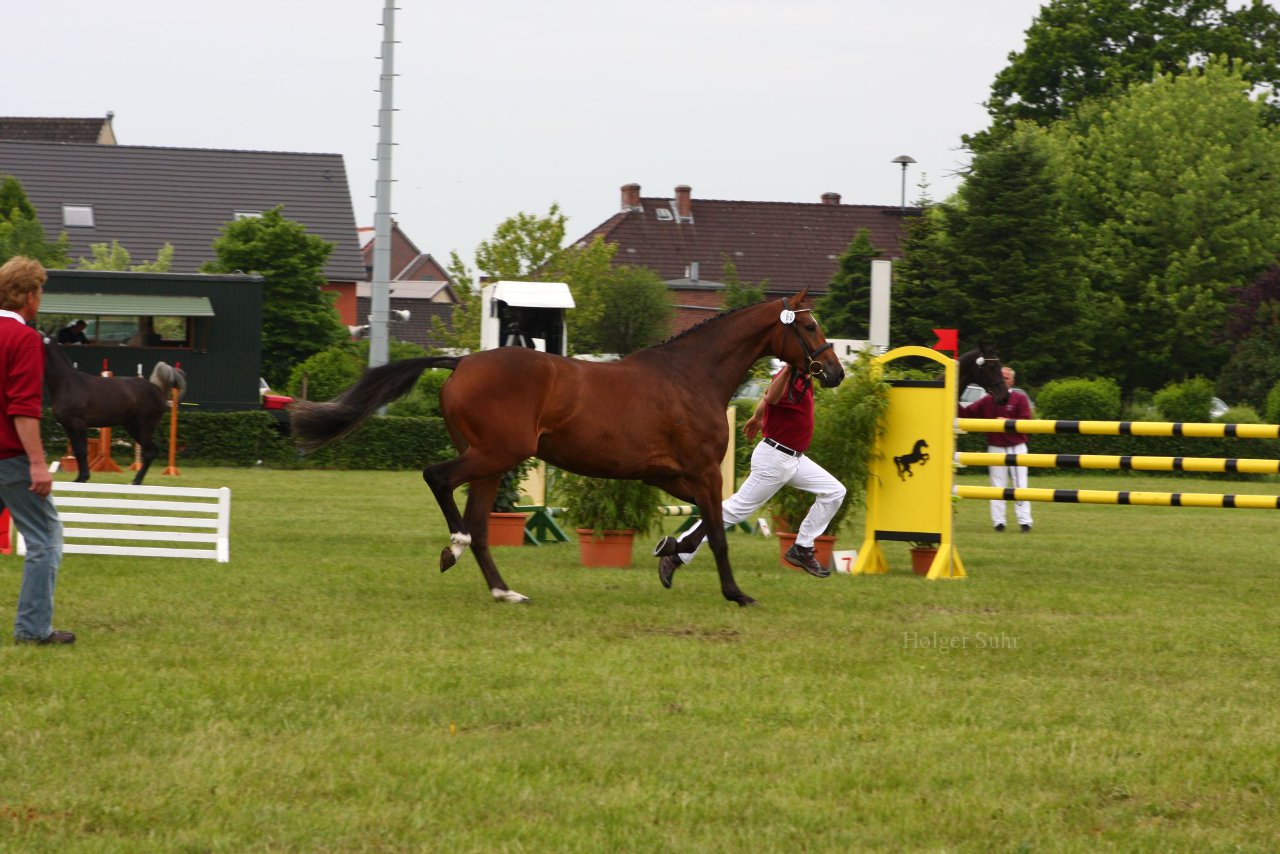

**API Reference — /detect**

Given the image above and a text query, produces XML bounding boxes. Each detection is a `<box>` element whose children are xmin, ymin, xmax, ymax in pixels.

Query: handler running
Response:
<box><xmin>653</xmin><ymin>364</ymin><xmax>845</xmax><ymax>584</ymax></box>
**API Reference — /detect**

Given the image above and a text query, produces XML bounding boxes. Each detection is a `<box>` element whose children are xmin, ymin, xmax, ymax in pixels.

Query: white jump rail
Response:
<box><xmin>18</xmin><ymin>482</ymin><xmax>231</xmax><ymax>563</ymax></box>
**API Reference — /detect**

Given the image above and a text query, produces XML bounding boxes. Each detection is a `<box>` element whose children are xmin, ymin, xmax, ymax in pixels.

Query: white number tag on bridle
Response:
<box><xmin>780</xmin><ymin>309</ymin><xmax>796</xmax><ymax>324</ymax></box>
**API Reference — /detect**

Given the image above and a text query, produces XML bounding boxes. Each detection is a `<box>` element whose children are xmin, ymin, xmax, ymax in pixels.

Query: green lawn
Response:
<box><xmin>2</xmin><ymin>467</ymin><xmax>1278</xmax><ymax>852</ymax></box>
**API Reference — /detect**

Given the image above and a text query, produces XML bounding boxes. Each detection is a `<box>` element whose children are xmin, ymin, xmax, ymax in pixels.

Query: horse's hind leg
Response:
<box><xmin>462</xmin><ymin>474</ymin><xmax>529</xmax><ymax>604</ymax></box>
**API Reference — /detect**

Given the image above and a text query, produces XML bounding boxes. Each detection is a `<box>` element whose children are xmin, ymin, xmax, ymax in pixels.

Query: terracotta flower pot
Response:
<box><xmin>487</xmin><ymin>512</ymin><xmax>529</xmax><ymax>547</ymax></box>
<box><xmin>776</xmin><ymin>532</ymin><xmax>837</xmax><ymax>570</ymax></box>
<box><xmin>910</xmin><ymin>547</ymin><xmax>938</xmax><ymax>576</ymax></box>
<box><xmin>575</xmin><ymin>529</ymin><xmax>636</xmax><ymax>567</ymax></box>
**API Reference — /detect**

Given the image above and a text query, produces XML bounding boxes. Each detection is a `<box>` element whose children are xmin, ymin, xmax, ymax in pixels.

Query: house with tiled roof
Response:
<box><xmin>0</xmin><ymin>139</ymin><xmax>366</xmax><ymax>286</ymax></box>
<box><xmin>341</xmin><ymin>222</ymin><xmax>458</xmax><ymax>349</ymax></box>
<box><xmin>0</xmin><ymin>113</ymin><xmax>117</xmax><ymax>145</ymax></box>
<box><xmin>575</xmin><ymin>183</ymin><xmax>916</xmax><ymax>333</ymax></box>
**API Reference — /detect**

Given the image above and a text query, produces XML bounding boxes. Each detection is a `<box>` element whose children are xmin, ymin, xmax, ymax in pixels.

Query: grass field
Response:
<box><xmin>2</xmin><ymin>467</ymin><xmax>1278</xmax><ymax>852</ymax></box>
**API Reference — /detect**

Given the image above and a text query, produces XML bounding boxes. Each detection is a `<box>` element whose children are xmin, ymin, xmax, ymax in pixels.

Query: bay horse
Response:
<box><xmin>292</xmin><ymin>289</ymin><xmax>845</xmax><ymax>607</ymax></box>
<box><xmin>44</xmin><ymin>341</ymin><xmax>187</xmax><ymax>485</ymax></box>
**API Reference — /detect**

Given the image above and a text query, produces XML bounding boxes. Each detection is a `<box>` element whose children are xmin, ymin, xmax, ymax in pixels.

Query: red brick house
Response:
<box><xmin>339</xmin><ymin>222</ymin><xmax>458</xmax><ymax>349</ymax></box>
<box><xmin>575</xmin><ymin>183</ymin><xmax>916</xmax><ymax>333</ymax></box>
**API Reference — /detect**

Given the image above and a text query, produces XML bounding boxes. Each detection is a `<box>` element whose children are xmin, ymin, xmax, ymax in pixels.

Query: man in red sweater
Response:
<box><xmin>653</xmin><ymin>365</ymin><xmax>846</xmax><ymax>583</ymax></box>
<box><xmin>1</xmin><ymin>256</ymin><xmax>72</xmax><ymax>645</ymax></box>
<box><xmin>959</xmin><ymin>365</ymin><xmax>1034</xmax><ymax>533</ymax></box>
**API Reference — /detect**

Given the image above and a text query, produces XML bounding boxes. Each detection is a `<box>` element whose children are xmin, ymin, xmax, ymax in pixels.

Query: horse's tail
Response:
<box><xmin>149</xmin><ymin>362</ymin><xmax>188</xmax><ymax>400</ymax></box>
<box><xmin>291</xmin><ymin>356</ymin><xmax>461</xmax><ymax>452</ymax></box>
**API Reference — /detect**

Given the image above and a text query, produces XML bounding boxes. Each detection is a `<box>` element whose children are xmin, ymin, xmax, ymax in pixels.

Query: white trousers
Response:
<box><xmin>674</xmin><ymin>440</ymin><xmax>846</xmax><ymax>564</ymax></box>
<box><xmin>987</xmin><ymin>442</ymin><xmax>1033</xmax><ymax>527</ymax></box>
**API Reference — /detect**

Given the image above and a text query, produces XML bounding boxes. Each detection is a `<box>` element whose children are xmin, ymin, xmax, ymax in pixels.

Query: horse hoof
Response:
<box><xmin>736</xmin><ymin>595</ymin><xmax>759</xmax><ymax>608</ymax></box>
<box><xmin>491</xmin><ymin>588</ymin><xmax>530</xmax><ymax>604</ymax></box>
<box><xmin>439</xmin><ymin>547</ymin><xmax>457</xmax><ymax>573</ymax></box>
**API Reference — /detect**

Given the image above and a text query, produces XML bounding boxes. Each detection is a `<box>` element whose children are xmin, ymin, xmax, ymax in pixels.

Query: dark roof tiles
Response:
<box><xmin>579</xmin><ymin>193</ymin><xmax>915</xmax><ymax>294</ymax></box>
<box><xmin>0</xmin><ymin>141</ymin><xmax>366</xmax><ymax>282</ymax></box>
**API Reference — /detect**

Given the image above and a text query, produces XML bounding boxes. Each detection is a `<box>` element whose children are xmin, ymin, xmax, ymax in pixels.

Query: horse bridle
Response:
<box><xmin>973</xmin><ymin>351</ymin><xmax>1005</xmax><ymax>395</ymax></box>
<box><xmin>780</xmin><ymin>296</ymin><xmax>833</xmax><ymax>377</ymax></box>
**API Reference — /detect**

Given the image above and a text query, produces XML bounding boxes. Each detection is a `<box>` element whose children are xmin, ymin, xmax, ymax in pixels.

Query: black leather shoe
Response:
<box><xmin>658</xmin><ymin>554</ymin><xmax>682</xmax><ymax>589</ymax></box>
<box><xmin>1020</xmin><ymin>524</ymin><xmax>1032</xmax><ymax>533</ymax></box>
<box><xmin>784</xmin><ymin>544</ymin><xmax>830</xmax><ymax>578</ymax></box>
<box><xmin>994</xmin><ymin>524</ymin><xmax>1005</xmax><ymax>532</ymax></box>
<box><xmin>15</xmin><ymin>630</ymin><xmax>76</xmax><ymax>646</ymax></box>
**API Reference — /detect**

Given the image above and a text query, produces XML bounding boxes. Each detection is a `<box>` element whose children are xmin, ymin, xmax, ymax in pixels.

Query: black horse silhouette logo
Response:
<box><xmin>894</xmin><ymin>438</ymin><xmax>930</xmax><ymax>480</ymax></box>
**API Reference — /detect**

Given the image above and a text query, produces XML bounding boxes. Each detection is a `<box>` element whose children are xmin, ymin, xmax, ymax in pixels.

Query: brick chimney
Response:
<box><xmin>620</xmin><ymin>183</ymin><xmax>642</xmax><ymax>212</ymax></box>
<box><xmin>674</xmin><ymin>185</ymin><xmax>693</xmax><ymax>222</ymax></box>
<box><xmin>821</xmin><ymin>192</ymin><xmax>841</xmax><ymax>205</ymax></box>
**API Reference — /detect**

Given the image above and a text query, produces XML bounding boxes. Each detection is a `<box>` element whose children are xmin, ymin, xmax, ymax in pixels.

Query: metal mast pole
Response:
<box><xmin>368</xmin><ymin>0</ymin><xmax>398</xmax><ymax>369</ymax></box>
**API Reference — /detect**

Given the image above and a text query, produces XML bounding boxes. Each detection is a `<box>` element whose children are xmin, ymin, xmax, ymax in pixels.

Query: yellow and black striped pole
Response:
<box><xmin>955</xmin><ymin>485</ymin><xmax>1280</xmax><ymax>510</ymax></box>
<box><xmin>957</xmin><ymin>418</ymin><xmax>1280</xmax><ymax>439</ymax></box>
<box><xmin>956</xmin><ymin>452</ymin><xmax>1280</xmax><ymax>476</ymax></box>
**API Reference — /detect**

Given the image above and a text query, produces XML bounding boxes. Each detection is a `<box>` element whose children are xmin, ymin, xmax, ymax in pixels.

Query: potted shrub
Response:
<box><xmin>488</xmin><ymin>459</ymin><xmax>535</xmax><ymax>547</ymax></box>
<box><xmin>908</xmin><ymin>540</ymin><xmax>939</xmax><ymax>576</ymax></box>
<box><xmin>766</xmin><ymin>351</ymin><xmax>890</xmax><ymax>568</ymax></box>
<box><xmin>555</xmin><ymin>472</ymin><xmax>661</xmax><ymax>567</ymax></box>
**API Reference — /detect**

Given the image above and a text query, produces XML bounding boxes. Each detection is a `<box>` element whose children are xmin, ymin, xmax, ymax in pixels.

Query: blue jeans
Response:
<box><xmin>0</xmin><ymin>455</ymin><xmax>64</xmax><ymax>641</ymax></box>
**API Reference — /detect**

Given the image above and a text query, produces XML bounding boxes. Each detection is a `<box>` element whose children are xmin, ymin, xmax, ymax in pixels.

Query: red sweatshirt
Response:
<box><xmin>0</xmin><ymin>315</ymin><xmax>46</xmax><ymax>460</ymax></box>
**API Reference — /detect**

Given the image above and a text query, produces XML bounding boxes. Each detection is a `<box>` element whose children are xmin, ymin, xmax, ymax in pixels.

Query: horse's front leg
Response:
<box><xmin>462</xmin><ymin>474</ymin><xmax>529</xmax><ymax>604</ymax></box>
<box><xmin>697</xmin><ymin>491</ymin><xmax>756</xmax><ymax>607</ymax></box>
<box><xmin>128</xmin><ymin>429</ymin><xmax>158</xmax><ymax>486</ymax></box>
<box><xmin>68</xmin><ymin>425</ymin><xmax>91</xmax><ymax>483</ymax></box>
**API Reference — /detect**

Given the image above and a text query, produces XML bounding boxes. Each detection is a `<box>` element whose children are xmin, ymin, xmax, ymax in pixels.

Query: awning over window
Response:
<box><xmin>39</xmin><ymin>293</ymin><xmax>215</xmax><ymax>317</ymax></box>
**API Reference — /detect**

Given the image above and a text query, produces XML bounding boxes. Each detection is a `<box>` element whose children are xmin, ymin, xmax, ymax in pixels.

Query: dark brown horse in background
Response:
<box><xmin>957</xmin><ymin>344</ymin><xmax>1009</xmax><ymax>404</ymax></box>
<box><xmin>292</xmin><ymin>289</ymin><xmax>846</xmax><ymax>607</ymax></box>
<box><xmin>44</xmin><ymin>341</ymin><xmax>187</xmax><ymax>485</ymax></box>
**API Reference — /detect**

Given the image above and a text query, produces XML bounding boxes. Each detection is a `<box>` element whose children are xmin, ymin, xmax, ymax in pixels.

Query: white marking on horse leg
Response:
<box><xmin>491</xmin><ymin>587</ymin><xmax>530</xmax><ymax>604</ymax></box>
<box><xmin>449</xmin><ymin>532</ymin><xmax>472</xmax><ymax>560</ymax></box>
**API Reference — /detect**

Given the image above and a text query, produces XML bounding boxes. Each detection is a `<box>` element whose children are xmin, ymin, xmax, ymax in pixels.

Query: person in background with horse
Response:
<box><xmin>654</xmin><ymin>363</ymin><xmax>846</xmax><ymax>583</ymax></box>
<box><xmin>959</xmin><ymin>365</ymin><xmax>1034</xmax><ymax>533</ymax></box>
<box><xmin>57</xmin><ymin>319</ymin><xmax>89</xmax><ymax>345</ymax></box>
<box><xmin>0</xmin><ymin>256</ymin><xmax>73</xmax><ymax>645</ymax></box>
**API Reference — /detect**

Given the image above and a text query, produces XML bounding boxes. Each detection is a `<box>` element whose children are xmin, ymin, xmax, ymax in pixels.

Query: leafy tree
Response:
<box><xmin>973</xmin><ymin>0</ymin><xmax>1280</xmax><ymax>149</ymax></box>
<box><xmin>429</xmin><ymin>251</ymin><xmax>483</xmax><ymax>353</ymax></box>
<box><xmin>719</xmin><ymin>254</ymin><xmax>766</xmax><ymax>309</ymax></box>
<box><xmin>815</xmin><ymin>229</ymin><xmax>880</xmax><ymax>338</ymax></box>
<box><xmin>475</xmin><ymin>203</ymin><xmax>567</xmax><ymax>280</ymax></box>
<box><xmin>571</xmin><ymin>265</ymin><xmax>672</xmax><ymax>356</ymax></box>
<box><xmin>78</xmin><ymin>240</ymin><xmax>174</xmax><ymax>272</ymax></box>
<box><xmin>1051</xmin><ymin>61</ymin><xmax>1280</xmax><ymax>391</ymax></box>
<box><xmin>0</xmin><ymin>175</ymin><xmax>70</xmax><ymax>267</ymax></box>
<box><xmin>896</xmin><ymin>125</ymin><xmax>1086</xmax><ymax>381</ymax></box>
<box><xmin>201</xmin><ymin>206</ymin><xmax>346</xmax><ymax>387</ymax></box>
<box><xmin>1216</xmin><ymin>266</ymin><xmax>1280</xmax><ymax>408</ymax></box>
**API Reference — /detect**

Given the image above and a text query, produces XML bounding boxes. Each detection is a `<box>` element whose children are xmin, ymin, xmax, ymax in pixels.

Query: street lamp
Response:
<box><xmin>891</xmin><ymin>155</ymin><xmax>916</xmax><ymax>212</ymax></box>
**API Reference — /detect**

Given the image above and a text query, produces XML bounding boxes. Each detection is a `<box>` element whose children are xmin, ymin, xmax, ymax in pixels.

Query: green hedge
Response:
<box><xmin>39</xmin><ymin>408</ymin><xmax>457</xmax><ymax>472</ymax></box>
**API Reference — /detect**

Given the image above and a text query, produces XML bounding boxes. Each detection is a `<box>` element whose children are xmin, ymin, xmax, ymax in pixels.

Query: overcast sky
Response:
<box><xmin>7</xmin><ymin>0</ymin><xmax>1045</xmax><ymax>268</ymax></box>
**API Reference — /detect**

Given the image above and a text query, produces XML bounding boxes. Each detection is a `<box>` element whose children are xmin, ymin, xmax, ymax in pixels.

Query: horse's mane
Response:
<box><xmin>653</xmin><ymin>298</ymin><xmax>769</xmax><ymax>349</ymax></box>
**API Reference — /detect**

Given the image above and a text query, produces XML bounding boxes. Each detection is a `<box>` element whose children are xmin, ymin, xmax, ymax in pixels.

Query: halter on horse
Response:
<box><xmin>291</xmin><ymin>289</ymin><xmax>845</xmax><ymax>607</ymax></box>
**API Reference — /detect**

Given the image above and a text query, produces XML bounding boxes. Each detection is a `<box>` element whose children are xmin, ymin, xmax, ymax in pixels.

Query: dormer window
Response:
<box><xmin>62</xmin><ymin>204</ymin><xmax>95</xmax><ymax>228</ymax></box>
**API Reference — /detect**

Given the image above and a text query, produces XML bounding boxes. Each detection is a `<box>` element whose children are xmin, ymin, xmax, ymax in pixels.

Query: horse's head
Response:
<box><xmin>776</xmin><ymin>287</ymin><xmax>845</xmax><ymax>388</ymax></box>
<box><xmin>959</xmin><ymin>343</ymin><xmax>1008</xmax><ymax>405</ymax></box>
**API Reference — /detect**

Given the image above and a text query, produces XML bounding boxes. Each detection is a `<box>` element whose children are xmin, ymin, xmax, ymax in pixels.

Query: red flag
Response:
<box><xmin>931</xmin><ymin>328</ymin><xmax>958</xmax><ymax>356</ymax></box>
